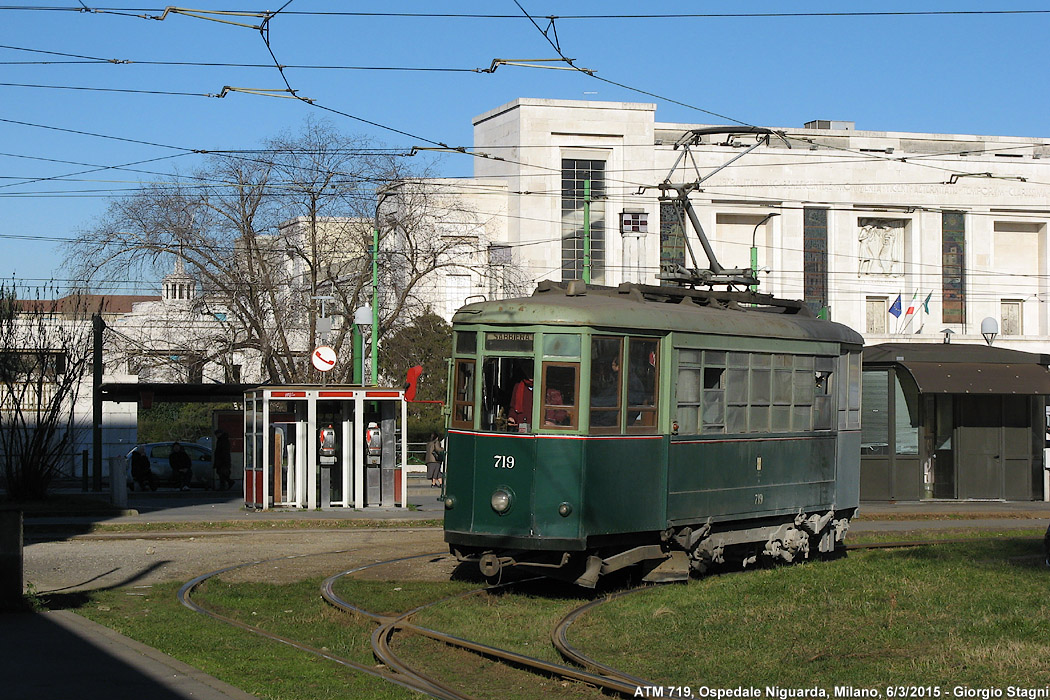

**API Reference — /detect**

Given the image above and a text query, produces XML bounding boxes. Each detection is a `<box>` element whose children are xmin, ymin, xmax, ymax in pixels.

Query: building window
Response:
<box><xmin>804</xmin><ymin>208</ymin><xmax>829</xmax><ymax>315</ymax></box>
<box><xmin>942</xmin><ymin>212</ymin><xmax>966</xmax><ymax>324</ymax></box>
<box><xmin>1001</xmin><ymin>300</ymin><xmax>1022</xmax><ymax>336</ymax></box>
<box><xmin>561</xmin><ymin>159</ymin><xmax>605</xmax><ymax>283</ymax></box>
<box><xmin>445</xmin><ymin>274</ymin><xmax>471</xmax><ymax>319</ymax></box>
<box><xmin>866</xmin><ymin>297</ymin><xmax>888</xmax><ymax>334</ymax></box>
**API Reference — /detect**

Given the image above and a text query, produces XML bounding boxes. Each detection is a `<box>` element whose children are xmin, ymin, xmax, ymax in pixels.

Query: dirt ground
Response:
<box><xmin>23</xmin><ymin>527</ymin><xmax>453</xmax><ymax>594</ymax></box>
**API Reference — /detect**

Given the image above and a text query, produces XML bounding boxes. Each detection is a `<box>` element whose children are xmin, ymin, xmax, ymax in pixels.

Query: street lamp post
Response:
<box><xmin>981</xmin><ymin>317</ymin><xmax>999</xmax><ymax>346</ymax></box>
<box><xmin>750</xmin><ymin>212</ymin><xmax>779</xmax><ymax>292</ymax></box>
<box><xmin>372</xmin><ymin>183</ymin><xmax>405</xmax><ymax>386</ymax></box>
<box><xmin>352</xmin><ymin>305</ymin><xmax>371</xmax><ymax>385</ymax></box>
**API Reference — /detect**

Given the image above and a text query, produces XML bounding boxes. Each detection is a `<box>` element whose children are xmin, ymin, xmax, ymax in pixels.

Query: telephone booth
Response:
<box><xmin>242</xmin><ymin>386</ymin><xmax>407</xmax><ymax>510</ymax></box>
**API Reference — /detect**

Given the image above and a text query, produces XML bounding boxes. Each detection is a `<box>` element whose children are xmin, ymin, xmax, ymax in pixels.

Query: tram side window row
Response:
<box><xmin>676</xmin><ymin>350</ymin><xmax>836</xmax><ymax>435</ymax></box>
<box><xmin>448</xmin><ymin>334</ymin><xmax>660</xmax><ymax>434</ymax></box>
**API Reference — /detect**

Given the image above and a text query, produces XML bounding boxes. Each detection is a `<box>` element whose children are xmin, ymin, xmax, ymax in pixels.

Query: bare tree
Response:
<box><xmin>65</xmin><ymin>119</ymin><xmax>514</xmax><ymax>384</ymax></box>
<box><xmin>0</xmin><ymin>285</ymin><xmax>92</xmax><ymax>501</ymax></box>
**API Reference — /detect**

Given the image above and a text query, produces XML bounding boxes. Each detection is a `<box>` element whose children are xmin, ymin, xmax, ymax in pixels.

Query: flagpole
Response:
<box><xmin>899</xmin><ymin>289</ymin><xmax>920</xmax><ymax>334</ymax></box>
<box><xmin>888</xmin><ymin>293</ymin><xmax>903</xmax><ymax>334</ymax></box>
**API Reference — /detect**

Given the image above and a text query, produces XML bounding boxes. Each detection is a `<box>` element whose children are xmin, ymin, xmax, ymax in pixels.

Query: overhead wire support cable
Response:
<box><xmin>512</xmin><ymin>0</ymin><xmax>750</xmax><ymax>126</ymax></box>
<box><xmin>479</xmin><ymin>57</ymin><xmax>592</xmax><ymax>74</ymax></box>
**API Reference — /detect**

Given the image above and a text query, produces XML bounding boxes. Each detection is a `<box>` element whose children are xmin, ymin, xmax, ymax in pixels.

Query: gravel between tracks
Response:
<box><xmin>23</xmin><ymin>528</ymin><xmax>449</xmax><ymax>594</ymax></box>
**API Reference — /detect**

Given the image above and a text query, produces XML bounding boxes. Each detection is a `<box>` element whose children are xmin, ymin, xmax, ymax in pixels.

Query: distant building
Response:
<box><xmin>444</xmin><ymin>98</ymin><xmax>1050</xmax><ymax>352</ymax></box>
<box><xmin>2</xmin><ymin>292</ymin><xmax>157</xmax><ymax>480</ymax></box>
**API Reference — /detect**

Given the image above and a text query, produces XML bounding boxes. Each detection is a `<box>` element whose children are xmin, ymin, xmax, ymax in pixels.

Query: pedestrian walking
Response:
<box><xmin>169</xmin><ymin>442</ymin><xmax>192</xmax><ymax>491</ymax></box>
<box><xmin>425</xmin><ymin>432</ymin><xmax>445</xmax><ymax>487</ymax></box>
<box><xmin>213</xmin><ymin>429</ymin><xmax>234</xmax><ymax>490</ymax></box>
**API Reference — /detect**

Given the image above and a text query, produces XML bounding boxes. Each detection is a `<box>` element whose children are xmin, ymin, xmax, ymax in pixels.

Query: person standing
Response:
<box><xmin>507</xmin><ymin>375</ymin><xmax>534</xmax><ymax>431</ymax></box>
<box><xmin>169</xmin><ymin>442</ymin><xmax>192</xmax><ymax>491</ymax></box>
<box><xmin>213</xmin><ymin>429</ymin><xmax>233</xmax><ymax>490</ymax></box>
<box><xmin>425</xmin><ymin>432</ymin><xmax>444</xmax><ymax>487</ymax></box>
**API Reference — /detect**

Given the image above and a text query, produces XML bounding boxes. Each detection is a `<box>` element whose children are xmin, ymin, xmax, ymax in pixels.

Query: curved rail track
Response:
<box><xmin>177</xmin><ymin>536</ymin><xmax>1044</xmax><ymax>699</ymax></box>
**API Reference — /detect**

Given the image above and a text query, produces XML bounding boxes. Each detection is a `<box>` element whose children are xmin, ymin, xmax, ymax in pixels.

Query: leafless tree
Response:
<box><xmin>65</xmin><ymin>119</ymin><xmax>516</xmax><ymax>384</ymax></box>
<box><xmin>0</xmin><ymin>285</ymin><xmax>93</xmax><ymax>501</ymax></box>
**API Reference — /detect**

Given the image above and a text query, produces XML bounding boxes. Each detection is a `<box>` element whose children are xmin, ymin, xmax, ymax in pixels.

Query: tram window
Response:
<box><xmin>678</xmin><ymin>405</ymin><xmax>699</xmax><ymax>435</ymax></box>
<box><xmin>773</xmin><ymin>355</ymin><xmax>793</xmax><ymax>406</ymax></box>
<box><xmin>750</xmin><ymin>368</ymin><xmax>771</xmax><ymax>404</ymax></box>
<box><xmin>544</xmin><ymin>333</ymin><xmax>581</xmax><ymax>358</ymax></box>
<box><xmin>451</xmin><ymin>359</ymin><xmax>476</xmax><ymax>429</ymax></box>
<box><xmin>727</xmin><ymin>368</ymin><xmax>748</xmax><ymax>405</ymax></box>
<box><xmin>726</xmin><ymin>405</ymin><xmax>747</xmax><ymax>434</ymax></box>
<box><xmin>676</xmin><ymin>366</ymin><xmax>700</xmax><ymax>435</ymax></box>
<box><xmin>591</xmin><ymin>337</ymin><xmax>623</xmax><ymax>434</ymax></box>
<box><xmin>701</xmin><ymin>366</ymin><xmax>725</xmax><ymax>433</ymax></box>
<box><xmin>793</xmin><ymin>366</ymin><xmax>814</xmax><ymax>405</ymax></box>
<box><xmin>679</xmin><ymin>349</ymin><xmax>701</xmax><ymax>364</ymax></box>
<box><xmin>456</xmin><ymin>331</ymin><xmax>477</xmax><ymax>355</ymax></box>
<box><xmin>626</xmin><ymin>338</ymin><xmax>658</xmax><ymax>433</ymax></box>
<box><xmin>813</xmin><ymin>369</ymin><xmax>833</xmax><ymax>431</ymax></box>
<box><xmin>676</xmin><ymin>349</ymin><xmax>725</xmax><ymax>435</ymax></box>
<box><xmin>793</xmin><ymin>405</ymin><xmax>812</xmax><ymax>432</ymax></box>
<box><xmin>479</xmin><ymin>358</ymin><xmax>534</xmax><ymax>433</ymax></box>
<box><xmin>750</xmin><ymin>405</ymin><xmax>770</xmax><ymax>432</ymax></box>
<box><xmin>678</xmin><ymin>368</ymin><xmax>700</xmax><ymax>404</ymax></box>
<box><xmin>771</xmin><ymin>405</ymin><xmax>791</xmax><ymax>432</ymax></box>
<box><xmin>542</xmin><ymin>362</ymin><xmax>579</xmax><ymax>429</ymax></box>
<box><xmin>848</xmin><ymin>351</ymin><xmax>862</xmax><ymax>430</ymax></box>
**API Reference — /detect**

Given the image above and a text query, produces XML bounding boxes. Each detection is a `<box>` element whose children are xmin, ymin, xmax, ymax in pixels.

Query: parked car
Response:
<box><xmin>126</xmin><ymin>442</ymin><xmax>214</xmax><ymax>489</ymax></box>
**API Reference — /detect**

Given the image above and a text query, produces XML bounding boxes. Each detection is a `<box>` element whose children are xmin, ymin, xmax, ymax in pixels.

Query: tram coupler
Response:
<box><xmin>478</xmin><ymin>553</ymin><xmax>516</xmax><ymax>579</ymax></box>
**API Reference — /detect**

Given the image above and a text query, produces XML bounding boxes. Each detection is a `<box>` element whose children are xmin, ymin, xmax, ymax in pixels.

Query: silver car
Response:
<box><xmin>126</xmin><ymin>442</ymin><xmax>214</xmax><ymax>489</ymax></box>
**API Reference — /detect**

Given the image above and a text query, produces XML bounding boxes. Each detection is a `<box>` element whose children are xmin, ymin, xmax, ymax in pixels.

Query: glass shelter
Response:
<box><xmin>243</xmin><ymin>386</ymin><xmax>407</xmax><ymax>510</ymax></box>
<box><xmin>861</xmin><ymin>343</ymin><xmax>1050</xmax><ymax>501</ymax></box>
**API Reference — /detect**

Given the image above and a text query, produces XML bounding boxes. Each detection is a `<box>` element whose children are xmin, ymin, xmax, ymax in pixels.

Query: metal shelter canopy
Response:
<box><xmin>863</xmin><ymin>343</ymin><xmax>1050</xmax><ymax>395</ymax></box>
<box><xmin>99</xmin><ymin>382</ymin><xmax>257</xmax><ymax>403</ymax></box>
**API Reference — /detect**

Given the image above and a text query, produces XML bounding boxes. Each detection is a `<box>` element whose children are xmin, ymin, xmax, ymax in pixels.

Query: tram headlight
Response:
<box><xmin>443</xmin><ymin>495</ymin><xmax>456</xmax><ymax>510</ymax></box>
<box><xmin>558</xmin><ymin>502</ymin><xmax>573</xmax><ymax>517</ymax></box>
<box><xmin>490</xmin><ymin>488</ymin><xmax>512</xmax><ymax>514</ymax></box>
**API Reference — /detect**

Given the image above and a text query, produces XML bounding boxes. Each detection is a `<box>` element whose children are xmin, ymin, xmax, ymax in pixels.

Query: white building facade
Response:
<box><xmin>458</xmin><ymin>98</ymin><xmax>1050</xmax><ymax>351</ymax></box>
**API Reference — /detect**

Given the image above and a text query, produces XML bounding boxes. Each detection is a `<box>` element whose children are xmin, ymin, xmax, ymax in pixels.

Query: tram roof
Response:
<box><xmin>454</xmin><ymin>282</ymin><xmax>864</xmax><ymax>347</ymax></box>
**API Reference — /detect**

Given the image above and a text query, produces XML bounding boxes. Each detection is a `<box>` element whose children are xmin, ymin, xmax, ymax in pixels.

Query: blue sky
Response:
<box><xmin>2</xmin><ymin>1</ymin><xmax>1048</xmax><ymax>293</ymax></box>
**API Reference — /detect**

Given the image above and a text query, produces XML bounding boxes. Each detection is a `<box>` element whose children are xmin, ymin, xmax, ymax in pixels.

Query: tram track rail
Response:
<box><xmin>176</xmin><ymin>536</ymin><xmax>1043</xmax><ymax>699</ymax></box>
<box><xmin>322</xmin><ymin>559</ymin><xmax>650</xmax><ymax>697</ymax></box>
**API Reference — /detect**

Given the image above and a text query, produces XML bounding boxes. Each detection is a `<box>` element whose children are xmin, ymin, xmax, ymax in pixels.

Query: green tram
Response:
<box><xmin>443</xmin><ymin>280</ymin><xmax>864</xmax><ymax>587</ymax></box>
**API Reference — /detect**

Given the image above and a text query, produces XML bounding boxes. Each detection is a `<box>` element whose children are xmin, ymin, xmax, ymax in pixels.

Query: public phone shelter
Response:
<box><xmin>243</xmin><ymin>385</ymin><xmax>408</xmax><ymax>510</ymax></box>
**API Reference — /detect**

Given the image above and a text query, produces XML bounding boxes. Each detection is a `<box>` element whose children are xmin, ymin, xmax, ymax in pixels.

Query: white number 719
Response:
<box><xmin>494</xmin><ymin>455</ymin><xmax>515</xmax><ymax>469</ymax></box>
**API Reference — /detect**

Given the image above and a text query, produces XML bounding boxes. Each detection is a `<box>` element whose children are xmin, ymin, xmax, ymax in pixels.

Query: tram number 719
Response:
<box><xmin>493</xmin><ymin>455</ymin><xmax>516</xmax><ymax>469</ymax></box>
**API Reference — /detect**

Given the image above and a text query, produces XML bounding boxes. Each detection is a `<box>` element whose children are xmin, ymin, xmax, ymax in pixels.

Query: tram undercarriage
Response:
<box><xmin>452</xmin><ymin>508</ymin><xmax>854</xmax><ymax>588</ymax></box>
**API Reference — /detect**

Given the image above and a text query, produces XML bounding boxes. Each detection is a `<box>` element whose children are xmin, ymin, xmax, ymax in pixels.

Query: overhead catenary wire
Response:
<box><xmin>2</xmin><ymin>2</ymin><xmax>1050</xmax><ymax>309</ymax></box>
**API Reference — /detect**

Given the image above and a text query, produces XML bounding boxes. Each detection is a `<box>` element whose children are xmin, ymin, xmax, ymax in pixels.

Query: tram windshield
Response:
<box><xmin>480</xmin><ymin>357</ymin><xmax>534</xmax><ymax>433</ymax></box>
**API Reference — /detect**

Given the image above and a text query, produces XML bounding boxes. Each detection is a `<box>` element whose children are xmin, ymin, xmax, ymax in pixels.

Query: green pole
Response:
<box><xmin>750</xmin><ymin>245</ymin><xmax>758</xmax><ymax>293</ymax></box>
<box><xmin>352</xmin><ymin>324</ymin><xmax>363</xmax><ymax>385</ymax></box>
<box><xmin>371</xmin><ymin>226</ymin><xmax>379</xmax><ymax>385</ymax></box>
<box><xmin>582</xmin><ymin>178</ymin><xmax>591</xmax><ymax>284</ymax></box>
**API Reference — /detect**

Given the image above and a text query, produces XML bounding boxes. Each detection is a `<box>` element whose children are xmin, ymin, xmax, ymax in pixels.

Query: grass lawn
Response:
<box><xmin>50</xmin><ymin>532</ymin><xmax>1050</xmax><ymax>699</ymax></box>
